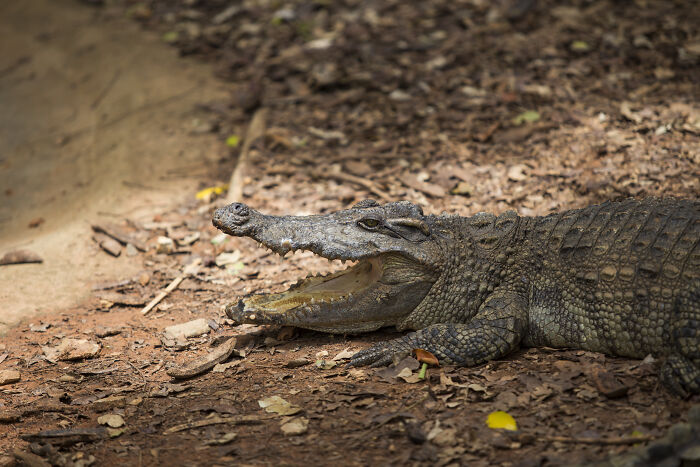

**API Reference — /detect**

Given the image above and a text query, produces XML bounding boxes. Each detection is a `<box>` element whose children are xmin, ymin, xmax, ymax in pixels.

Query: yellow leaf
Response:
<box><xmin>570</xmin><ymin>40</ymin><xmax>590</xmax><ymax>52</ymax></box>
<box><xmin>195</xmin><ymin>185</ymin><xmax>229</xmax><ymax>200</ymax></box>
<box><xmin>225</xmin><ymin>135</ymin><xmax>240</xmax><ymax>147</ymax></box>
<box><xmin>487</xmin><ymin>411</ymin><xmax>518</xmax><ymax>431</ymax></box>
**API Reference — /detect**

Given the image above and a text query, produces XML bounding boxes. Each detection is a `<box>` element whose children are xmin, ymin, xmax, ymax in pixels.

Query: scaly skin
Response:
<box><xmin>213</xmin><ymin>198</ymin><xmax>700</xmax><ymax>396</ymax></box>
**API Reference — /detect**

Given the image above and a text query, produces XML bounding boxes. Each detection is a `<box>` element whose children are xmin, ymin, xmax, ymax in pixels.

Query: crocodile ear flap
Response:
<box><xmin>387</xmin><ymin>218</ymin><xmax>431</xmax><ymax>241</ymax></box>
<box><xmin>353</xmin><ymin>199</ymin><xmax>380</xmax><ymax>209</ymax></box>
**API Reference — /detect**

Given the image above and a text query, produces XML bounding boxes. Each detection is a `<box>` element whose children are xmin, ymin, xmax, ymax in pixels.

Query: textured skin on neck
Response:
<box><xmin>398</xmin><ymin>211</ymin><xmax>523</xmax><ymax>331</ymax></box>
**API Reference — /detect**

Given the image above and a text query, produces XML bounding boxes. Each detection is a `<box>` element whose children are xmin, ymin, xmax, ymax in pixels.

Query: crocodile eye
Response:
<box><xmin>359</xmin><ymin>218</ymin><xmax>380</xmax><ymax>229</ymax></box>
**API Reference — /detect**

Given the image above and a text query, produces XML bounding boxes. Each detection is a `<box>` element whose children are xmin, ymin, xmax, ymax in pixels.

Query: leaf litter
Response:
<box><xmin>2</xmin><ymin>0</ymin><xmax>700</xmax><ymax>465</ymax></box>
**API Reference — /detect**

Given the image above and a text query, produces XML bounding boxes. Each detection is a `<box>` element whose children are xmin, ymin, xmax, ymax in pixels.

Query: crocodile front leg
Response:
<box><xmin>348</xmin><ymin>291</ymin><xmax>528</xmax><ymax>367</ymax></box>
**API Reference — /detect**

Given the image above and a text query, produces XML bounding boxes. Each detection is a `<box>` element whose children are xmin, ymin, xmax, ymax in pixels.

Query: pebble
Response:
<box><xmin>164</xmin><ymin>319</ymin><xmax>210</xmax><ymax>340</ymax></box>
<box><xmin>0</xmin><ymin>370</ymin><xmax>20</xmax><ymax>386</ymax></box>
<box><xmin>156</xmin><ymin>236</ymin><xmax>175</xmax><ymax>254</ymax></box>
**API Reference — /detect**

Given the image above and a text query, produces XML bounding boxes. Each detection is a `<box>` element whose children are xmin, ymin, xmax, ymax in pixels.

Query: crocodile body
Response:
<box><xmin>213</xmin><ymin>198</ymin><xmax>700</xmax><ymax>395</ymax></box>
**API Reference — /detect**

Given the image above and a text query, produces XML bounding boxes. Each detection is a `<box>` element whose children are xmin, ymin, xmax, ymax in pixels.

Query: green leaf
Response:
<box><xmin>225</xmin><ymin>135</ymin><xmax>240</xmax><ymax>147</ymax></box>
<box><xmin>162</xmin><ymin>31</ymin><xmax>178</xmax><ymax>43</ymax></box>
<box><xmin>512</xmin><ymin>110</ymin><xmax>540</xmax><ymax>126</ymax></box>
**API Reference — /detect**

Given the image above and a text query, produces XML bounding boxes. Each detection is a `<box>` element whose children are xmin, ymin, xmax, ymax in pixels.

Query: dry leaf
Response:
<box><xmin>258</xmin><ymin>396</ymin><xmax>302</xmax><ymax>416</ymax></box>
<box><xmin>486</xmin><ymin>411</ymin><xmax>518</xmax><ymax>431</ymax></box>
<box><xmin>97</xmin><ymin>414</ymin><xmax>125</xmax><ymax>428</ymax></box>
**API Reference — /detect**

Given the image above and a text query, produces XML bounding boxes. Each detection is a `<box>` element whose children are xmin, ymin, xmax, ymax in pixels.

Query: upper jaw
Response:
<box><xmin>213</xmin><ymin>203</ymin><xmax>384</xmax><ymax>261</ymax></box>
<box><xmin>212</xmin><ymin>202</ymin><xmax>437</xmax><ymax>263</ymax></box>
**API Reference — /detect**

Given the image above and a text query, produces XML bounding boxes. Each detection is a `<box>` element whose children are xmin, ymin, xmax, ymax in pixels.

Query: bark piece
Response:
<box><xmin>167</xmin><ymin>337</ymin><xmax>238</xmax><ymax>379</ymax></box>
<box><xmin>0</xmin><ymin>249</ymin><xmax>43</xmax><ymax>265</ymax></box>
<box><xmin>93</xmin><ymin>233</ymin><xmax>122</xmax><ymax>257</ymax></box>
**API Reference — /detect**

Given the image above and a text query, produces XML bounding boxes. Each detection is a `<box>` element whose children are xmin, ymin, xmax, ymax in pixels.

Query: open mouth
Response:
<box><xmin>240</xmin><ymin>256</ymin><xmax>384</xmax><ymax>315</ymax></box>
<box><xmin>225</xmin><ymin>251</ymin><xmax>433</xmax><ymax>334</ymax></box>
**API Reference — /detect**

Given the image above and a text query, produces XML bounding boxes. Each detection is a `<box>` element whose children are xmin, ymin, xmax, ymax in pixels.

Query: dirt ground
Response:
<box><xmin>1</xmin><ymin>0</ymin><xmax>699</xmax><ymax>465</ymax></box>
<box><xmin>0</xmin><ymin>0</ymin><xmax>227</xmax><ymax>333</ymax></box>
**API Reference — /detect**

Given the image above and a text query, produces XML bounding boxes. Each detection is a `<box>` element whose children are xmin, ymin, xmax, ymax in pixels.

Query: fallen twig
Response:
<box><xmin>543</xmin><ymin>434</ymin><xmax>654</xmax><ymax>445</ymax></box>
<box><xmin>163</xmin><ymin>414</ymin><xmax>270</xmax><ymax>434</ymax></box>
<box><xmin>227</xmin><ymin>108</ymin><xmax>267</xmax><ymax>203</ymax></box>
<box><xmin>312</xmin><ymin>169</ymin><xmax>392</xmax><ymax>201</ymax></box>
<box><xmin>141</xmin><ymin>260</ymin><xmax>200</xmax><ymax>315</ymax></box>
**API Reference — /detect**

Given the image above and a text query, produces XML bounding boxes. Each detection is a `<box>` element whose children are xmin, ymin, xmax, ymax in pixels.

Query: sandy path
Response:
<box><xmin>0</xmin><ymin>0</ymin><xmax>227</xmax><ymax>333</ymax></box>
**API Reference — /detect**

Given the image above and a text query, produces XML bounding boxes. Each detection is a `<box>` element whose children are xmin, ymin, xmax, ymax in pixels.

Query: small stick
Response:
<box><xmin>163</xmin><ymin>414</ymin><xmax>270</xmax><ymax>434</ymax></box>
<box><xmin>227</xmin><ymin>108</ymin><xmax>267</xmax><ymax>203</ymax></box>
<box><xmin>142</xmin><ymin>259</ymin><xmax>201</xmax><ymax>316</ymax></box>
<box><xmin>543</xmin><ymin>435</ymin><xmax>654</xmax><ymax>445</ymax></box>
<box><xmin>140</xmin><ymin>275</ymin><xmax>184</xmax><ymax>315</ymax></box>
<box><xmin>312</xmin><ymin>169</ymin><xmax>392</xmax><ymax>201</ymax></box>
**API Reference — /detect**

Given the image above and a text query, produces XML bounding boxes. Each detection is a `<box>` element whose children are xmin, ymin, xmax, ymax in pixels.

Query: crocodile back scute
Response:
<box><xmin>524</xmin><ymin>198</ymin><xmax>699</xmax><ymax>357</ymax></box>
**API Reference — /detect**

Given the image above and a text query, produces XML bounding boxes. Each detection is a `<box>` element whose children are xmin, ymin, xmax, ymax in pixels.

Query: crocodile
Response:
<box><xmin>212</xmin><ymin>198</ymin><xmax>700</xmax><ymax>396</ymax></box>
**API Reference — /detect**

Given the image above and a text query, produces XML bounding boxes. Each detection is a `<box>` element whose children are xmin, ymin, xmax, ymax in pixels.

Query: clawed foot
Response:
<box><xmin>347</xmin><ymin>338</ymin><xmax>413</xmax><ymax>368</ymax></box>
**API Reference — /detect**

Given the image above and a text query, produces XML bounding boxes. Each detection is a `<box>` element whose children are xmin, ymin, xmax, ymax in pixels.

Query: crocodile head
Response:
<box><xmin>212</xmin><ymin>200</ymin><xmax>443</xmax><ymax>333</ymax></box>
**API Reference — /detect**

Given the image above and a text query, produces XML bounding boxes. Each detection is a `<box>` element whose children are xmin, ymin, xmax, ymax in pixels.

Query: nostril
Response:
<box><xmin>230</xmin><ymin>203</ymin><xmax>249</xmax><ymax>216</ymax></box>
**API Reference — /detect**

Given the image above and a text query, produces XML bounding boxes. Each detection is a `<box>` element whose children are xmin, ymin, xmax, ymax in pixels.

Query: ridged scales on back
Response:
<box><xmin>522</xmin><ymin>199</ymin><xmax>700</xmax><ymax>395</ymax></box>
<box><xmin>213</xmin><ymin>198</ymin><xmax>700</xmax><ymax>396</ymax></box>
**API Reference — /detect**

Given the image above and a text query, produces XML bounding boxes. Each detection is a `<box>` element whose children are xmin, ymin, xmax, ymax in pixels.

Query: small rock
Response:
<box><xmin>0</xmin><ymin>370</ymin><xmax>20</xmax><ymax>386</ymax></box>
<box><xmin>42</xmin><ymin>338</ymin><xmax>101</xmax><ymax>362</ymax></box>
<box><xmin>156</xmin><ymin>236</ymin><xmax>175</xmax><ymax>254</ymax></box>
<box><xmin>280</xmin><ymin>417</ymin><xmax>309</xmax><ymax>436</ymax></box>
<box><xmin>125</xmin><ymin>243</ymin><xmax>139</xmax><ymax>257</ymax></box>
<box><xmin>97</xmin><ymin>414</ymin><xmax>125</xmax><ymax>428</ymax></box>
<box><xmin>164</xmin><ymin>319</ymin><xmax>210</xmax><ymax>340</ymax></box>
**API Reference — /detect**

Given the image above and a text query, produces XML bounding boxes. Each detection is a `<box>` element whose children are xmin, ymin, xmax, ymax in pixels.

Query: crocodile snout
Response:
<box><xmin>213</xmin><ymin>202</ymin><xmax>251</xmax><ymax>231</ymax></box>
